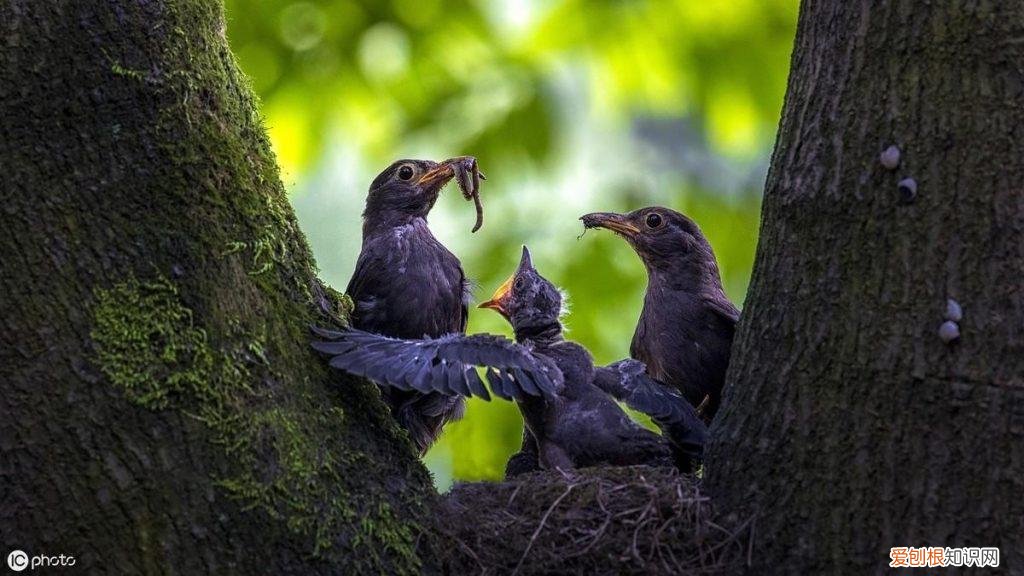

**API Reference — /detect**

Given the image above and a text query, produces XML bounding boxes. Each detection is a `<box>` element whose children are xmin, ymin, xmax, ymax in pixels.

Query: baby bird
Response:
<box><xmin>314</xmin><ymin>247</ymin><xmax>706</xmax><ymax>473</ymax></box>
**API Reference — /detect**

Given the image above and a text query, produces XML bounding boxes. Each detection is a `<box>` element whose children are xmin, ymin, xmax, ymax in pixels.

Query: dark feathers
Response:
<box><xmin>311</xmin><ymin>327</ymin><xmax>562</xmax><ymax>402</ymax></box>
<box><xmin>581</xmin><ymin>206</ymin><xmax>739</xmax><ymax>422</ymax></box>
<box><xmin>342</xmin><ymin>159</ymin><xmax>472</xmax><ymax>454</ymax></box>
<box><xmin>482</xmin><ymin>247</ymin><xmax>704</xmax><ymax>475</ymax></box>
<box><xmin>593</xmin><ymin>359</ymin><xmax>707</xmax><ymax>472</ymax></box>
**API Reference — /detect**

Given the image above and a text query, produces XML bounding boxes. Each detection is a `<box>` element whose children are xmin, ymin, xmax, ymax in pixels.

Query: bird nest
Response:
<box><xmin>433</xmin><ymin>466</ymin><xmax>753</xmax><ymax>575</ymax></box>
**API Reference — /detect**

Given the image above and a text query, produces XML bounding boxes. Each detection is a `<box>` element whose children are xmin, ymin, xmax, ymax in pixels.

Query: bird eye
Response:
<box><xmin>397</xmin><ymin>165</ymin><xmax>415</xmax><ymax>181</ymax></box>
<box><xmin>513</xmin><ymin>277</ymin><xmax>525</xmax><ymax>292</ymax></box>
<box><xmin>645</xmin><ymin>213</ymin><xmax>663</xmax><ymax>228</ymax></box>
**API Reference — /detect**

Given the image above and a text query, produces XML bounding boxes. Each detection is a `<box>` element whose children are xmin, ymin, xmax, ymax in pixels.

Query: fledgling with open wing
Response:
<box><xmin>593</xmin><ymin>359</ymin><xmax>707</xmax><ymax>472</ymax></box>
<box><xmin>479</xmin><ymin>247</ymin><xmax>698</xmax><ymax>475</ymax></box>
<box><xmin>311</xmin><ymin>326</ymin><xmax>563</xmax><ymax>403</ymax></box>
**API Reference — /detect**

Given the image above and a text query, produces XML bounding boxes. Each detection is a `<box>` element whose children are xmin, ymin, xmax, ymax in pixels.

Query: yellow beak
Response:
<box><xmin>478</xmin><ymin>275</ymin><xmax>514</xmax><ymax>316</ymax></box>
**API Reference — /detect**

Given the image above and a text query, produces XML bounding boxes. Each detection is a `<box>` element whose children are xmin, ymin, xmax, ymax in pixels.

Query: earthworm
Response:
<box><xmin>451</xmin><ymin>156</ymin><xmax>486</xmax><ymax>233</ymax></box>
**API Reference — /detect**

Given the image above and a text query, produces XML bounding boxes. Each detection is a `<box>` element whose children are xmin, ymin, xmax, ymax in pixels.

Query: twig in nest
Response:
<box><xmin>702</xmin><ymin>516</ymin><xmax>754</xmax><ymax>559</ymax></box>
<box><xmin>629</xmin><ymin>500</ymin><xmax>655</xmax><ymax>562</ymax></box>
<box><xmin>512</xmin><ymin>483</ymin><xmax>576</xmax><ymax>576</ymax></box>
<box><xmin>566</xmin><ymin>482</ymin><xmax>613</xmax><ymax>558</ymax></box>
<box><xmin>506</xmin><ymin>483</ymin><xmax>522</xmax><ymax>508</ymax></box>
<box><xmin>453</xmin><ymin>536</ymin><xmax>485</xmax><ymax>571</ymax></box>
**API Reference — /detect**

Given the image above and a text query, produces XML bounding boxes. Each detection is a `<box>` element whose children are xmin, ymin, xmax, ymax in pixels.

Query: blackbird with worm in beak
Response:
<box><xmin>314</xmin><ymin>247</ymin><xmax>706</xmax><ymax>473</ymax></box>
<box><xmin>581</xmin><ymin>207</ymin><xmax>739</xmax><ymax>423</ymax></box>
<box><xmin>342</xmin><ymin>158</ymin><xmax>483</xmax><ymax>454</ymax></box>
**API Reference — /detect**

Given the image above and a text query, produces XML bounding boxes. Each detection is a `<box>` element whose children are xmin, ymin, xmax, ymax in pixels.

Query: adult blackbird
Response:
<box><xmin>313</xmin><ymin>247</ymin><xmax>707</xmax><ymax>472</ymax></box>
<box><xmin>344</xmin><ymin>158</ymin><xmax>478</xmax><ymax>454</ymax></box>
<box><xmin>581</xmin><ymin>207</ymin><xmax>739</xmax><ymax>423</ymax></box>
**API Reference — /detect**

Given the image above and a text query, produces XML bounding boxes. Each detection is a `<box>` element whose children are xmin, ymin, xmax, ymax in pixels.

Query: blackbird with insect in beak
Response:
<box><xmin>343</xmin><ymin>158</ymin><xmax>480</xmax><ymax>454</ymax></box>
<box><xmin>581</xmin><ymin>207</ymin><xmax>739</xmax><ymax>423</ymax></box>
<box><xmin>314</xmin><ymin>247</ymin><xmax>706</xmax><ymax>474</ymax></box>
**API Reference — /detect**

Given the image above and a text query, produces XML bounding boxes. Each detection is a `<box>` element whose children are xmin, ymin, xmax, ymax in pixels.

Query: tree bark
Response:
<box><xmin>706</xmin><ymin>0</ymin><xmax>1024</xmax><ymax>573</ymax></box>
<box><xmin>0</xmin><ymin>2</ymin><xmax>435</xmax><ymax>573</ymax></box>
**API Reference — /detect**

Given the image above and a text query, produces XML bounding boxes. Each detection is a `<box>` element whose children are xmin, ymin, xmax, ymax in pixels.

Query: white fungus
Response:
<box><xmin>945</xmin><ymin>299</ymin><xmax>963</xmax><ymax>322</ymax></box>
<box><xmin>939</xmin><ymin>321</ymin><xmax>960</xmax><ymax>343</ymax></box>
<box><xmin>880</xmin><ymin>145</ymin><xmax>901</xmax><ymax>170</ymax></box>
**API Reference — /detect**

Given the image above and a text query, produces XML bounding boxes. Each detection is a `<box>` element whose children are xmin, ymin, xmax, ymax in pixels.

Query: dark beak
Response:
<box><xmin>417</xmin><ymin>161</ymin><xmax>456</xmax><ymax>189</ymax></box>
<box><xmin>580</xmin><ymin>212</ymin><xmax>639</xmax><ymax>237</ymax></box>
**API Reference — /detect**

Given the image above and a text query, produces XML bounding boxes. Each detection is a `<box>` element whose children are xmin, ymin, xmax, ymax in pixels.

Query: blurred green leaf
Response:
<box><xmin>226</xmin><ymin>0</ymin><xmax>797</xmax><ymax>488</ymax></box>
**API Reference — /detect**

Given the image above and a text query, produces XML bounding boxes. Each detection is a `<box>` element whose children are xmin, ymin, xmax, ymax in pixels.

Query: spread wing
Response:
<box><xmin>311</xmin><ymin>326</ymin><xmax>563</xmax><ymax>402</ymax></box>
<box><xmin>593</xmin><ymin>359</ymin><xmax>707</xmax><ymax>470</ymax></box>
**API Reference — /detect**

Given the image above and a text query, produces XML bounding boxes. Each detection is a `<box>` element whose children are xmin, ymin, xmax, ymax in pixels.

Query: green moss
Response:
<box><xmin>81</xmin><ymin>2</ymin><xmax>433</xmax><ymax>571</ymax></box>
<box><xmin>216</xmin><ymin>406</ymin><xmax>357</xmax><ymax>551</ymax></box>
<box><xmin>338</xmin><ymin>293</ymin><xmax>355</xmax><ymax>319</ymax></box>
<box><xmin>150</xmin><ymin>1</ymin><xmax>312</xmax><ymax>297</ymax></box>
<box><xmin>221</xmin><ymin>226</ymin><xmax>292</xmax><ymax>277</ymax></box>
<box><xmin>355</xmin><ymin>501</ymin><xmax>421</xmax><ymax>572</ymax></box>
<box><xmin>90</xmin><ymin>274</ymin><xmax>425</xmax><ymax>574</ymax></box>
<box><xmin>102</xmin><ymin>48</ymin><xmax>147</xmax><ymax>82</ymax></box>
<box><xmin>110</xmin><ymin>62</ymin><xmax>146</xmax><ymax>82</ymax></box>
<box><xmin>91</xmin><ymin>277</ymin><xmax>216</xmax><ymax>409</ymax></box>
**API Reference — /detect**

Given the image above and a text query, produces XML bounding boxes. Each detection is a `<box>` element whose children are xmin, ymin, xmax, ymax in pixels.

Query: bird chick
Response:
<box><xmin>314</xmin><ymin>247</ymin><xmax>706</xmax><ymax>473</ymax></box>
<box><xmin>345</xmin><ymin>158</ymin><xmax>480</xmax><ymax>454</ymax></box>
<box><xmin>479</xmin><ymin>247</ymin><xmax>706</xmax><ymax>473</ymax></box>
<box><xmin>581</xmin><ymin>207</ymin><xmax>739</xmax><ymax>423</ymax></box>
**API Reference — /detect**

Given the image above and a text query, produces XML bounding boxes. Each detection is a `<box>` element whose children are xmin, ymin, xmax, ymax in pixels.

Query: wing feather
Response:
<box><xmin>465</xmin><ymin>367</ymin><xmax>491</xmax><ymax>401</ymax></box>
<box><xmin>593</xmin><ymin>359</ymin><xmax>707</xmax><ymax>471</ymax></box>
<box><xmin>311</xmin><ymin>327</ymin><xmax>561</xmax><ymax>401</ymax></box>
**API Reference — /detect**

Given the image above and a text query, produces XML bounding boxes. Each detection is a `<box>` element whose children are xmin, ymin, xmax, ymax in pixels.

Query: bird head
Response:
<box><xmin>479</xmin><ymin>246</ymin><xmax>564</xmax><ymax>338</ymax></box>
<box><xmin>580</xmin><ymin>207</ymin><xmax>714</xmax><ymax>272</ymax></box>
<box><xmin>364</xmin><ymin>158</ymin><xmax>460</xmax><ymax>221</ymax></box>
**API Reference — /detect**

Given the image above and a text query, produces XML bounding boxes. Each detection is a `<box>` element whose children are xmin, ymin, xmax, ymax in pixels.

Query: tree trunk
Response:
<box><xmin>706</xmin><ymin>0</ymin><xmax>1024</xmax><ymax>573</ymax></box>
<box><xmin>0</xmin><ymin>2</ymin><xmax>435</xmax><ymax>573</ymax></box>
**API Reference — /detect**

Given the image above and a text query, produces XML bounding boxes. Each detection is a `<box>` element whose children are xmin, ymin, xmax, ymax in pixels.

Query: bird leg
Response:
<box><xmin>504</xmin><ymin>428</ymin><xmax>541</xmax><ymax>479</ymax></box>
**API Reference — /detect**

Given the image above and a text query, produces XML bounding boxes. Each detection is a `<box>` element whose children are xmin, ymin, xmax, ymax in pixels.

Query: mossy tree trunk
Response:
<box><xmin>0</xmin><ymin>1</ymin><xmax>435</xmax><ymax>573</ymax></box>
<box><xmin>706</xmin><ymin>1</ymin><xmax>1024</xmax><ymax>572</ymax></box>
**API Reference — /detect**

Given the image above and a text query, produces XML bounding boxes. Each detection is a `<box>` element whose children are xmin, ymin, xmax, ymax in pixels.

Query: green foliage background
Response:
<box><xmin>223</xmin><ymin>0</ymin><xmax>798</xmax><ymax>489</ymax></box>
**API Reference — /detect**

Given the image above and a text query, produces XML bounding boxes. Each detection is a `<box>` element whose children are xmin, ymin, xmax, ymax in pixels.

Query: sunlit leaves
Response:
<box><xmin>223</xmin><ymin>0</ymin><xmax>797</xmax><ymax>487</ymax></box>
<box><xmin>279</xmin><ymin>2</ymin><xmax>328</xmax><ymax>51</ymax></box>
<box><xmin>358</xmin><ymin>23</ymin><xmax>412</xmax><ymax>81</ymax></box>
<box><xmin>226</xmin><ymin>0</ymin><xmax>796</xmax><ymax>166</ymax></box>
